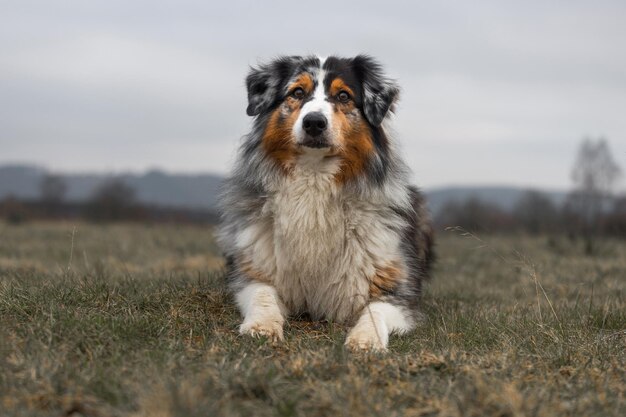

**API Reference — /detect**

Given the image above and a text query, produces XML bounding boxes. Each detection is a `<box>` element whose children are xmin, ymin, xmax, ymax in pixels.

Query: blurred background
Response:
<box><xmin>1</xmin><ymin>0</ymin><xmax>625</xmax><ymax>245</ymax></box>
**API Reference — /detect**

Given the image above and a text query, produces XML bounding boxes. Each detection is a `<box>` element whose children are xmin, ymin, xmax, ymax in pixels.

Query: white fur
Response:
<box><xmin>345</xmin><ymin>301</ymin><xmax>414</xmax><ymax>351</ymax></box>
<box><xmin>234</xmin><ymin>156</ymin><xmax>408</xmax><ymax>324</ymax></box>
<box><xmin>293</xmin><ymin>69</ymin><xmax>335</xmax><ymax>146</ymax></box>
<box><xmin>227</xmin><ymin>55</ymin><xmax>422</xmax><ymax>349</ymax></box>
<box><xmin>236</xmin><ymin>282</ymin><xmax>286</xmax><ymax>341</ymax></box>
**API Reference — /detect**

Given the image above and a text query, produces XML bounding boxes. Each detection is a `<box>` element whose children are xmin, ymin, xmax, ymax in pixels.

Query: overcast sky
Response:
<box><xmin>1</xmin><ymin>0</ymin><xmax>625</xmax><ymax>190</ymax></box>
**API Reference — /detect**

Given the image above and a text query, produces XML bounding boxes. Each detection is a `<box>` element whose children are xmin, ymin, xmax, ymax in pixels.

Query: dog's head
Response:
<box><xmin>245</xmin><ymin>55</ymin><xmax>399</xmax><ymax>180</ymax></box>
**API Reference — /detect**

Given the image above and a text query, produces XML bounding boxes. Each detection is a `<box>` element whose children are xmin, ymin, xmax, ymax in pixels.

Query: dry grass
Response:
<box><xmin>0</xmin><ymin>222</ymin><xmax>624</xmax><ymax>416</ymax></box>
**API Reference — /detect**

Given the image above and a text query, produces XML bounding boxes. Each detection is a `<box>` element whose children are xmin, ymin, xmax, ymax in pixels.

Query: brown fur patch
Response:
<box><xmin>261</xmin><ymin>74</ymin><xmax>315</xmax><ymax>172</ymax></box>
<box><xmin>289</xmin><ymin>73</ymin><xmax>314</xmax><ymax>95</ymax></box>
<box><xmin>329</xmin><ymin>78</ymin><xmax>354</xmax><ymax>98</ymax></box>
<box><xmin>333</xmin><ymin>117</ymin><xmax>374</xmax><ymax>184</ymax></box>
<box><xmin>262</xmin><ymin>106</ymin><xmax>301</xmax><ymax>172</ymax></box>
<box><xmin>369</xmin><ymin>261</ymin><xmax>402</xmax><ymax>298</ymax></box>
<box><xmin>262</xmin><ymin>109</ymin><xmax>295</xmax><ymax>171</ymax></box>
<box><xmin>326</xmin><ymin>77</ymin><xmax>374</xmax><ymax>184</ymax></box>
<box><xmin>237</xmin><ymin>256</ymin><xmax>272</xmax><ymax>285</ymax></box>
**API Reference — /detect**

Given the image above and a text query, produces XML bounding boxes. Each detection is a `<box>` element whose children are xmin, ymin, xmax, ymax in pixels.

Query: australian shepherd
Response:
<box><xmin>217</xmin><ymin>55</ymin><xmax>434</xmax><ymax>351</ymax></box>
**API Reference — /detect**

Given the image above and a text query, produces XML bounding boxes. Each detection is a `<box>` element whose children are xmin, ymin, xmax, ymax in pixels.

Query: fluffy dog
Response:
<box><xmin>218</xmin><ymin>55</ymin><xmax>433</xmax><ymax>351</ymax></box>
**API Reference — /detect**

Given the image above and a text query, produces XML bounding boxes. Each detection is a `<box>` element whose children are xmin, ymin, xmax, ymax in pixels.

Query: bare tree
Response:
<box><xmin>437</xmin><ymin>197</ymin><xmax>515</xmax><ymax>233</ymax></box>
<box><xmin>604</xmin><ymin>195</ymin><xmax>626</xmax><ymax>236</ymax></box>
<box><xmin>568</xmin><ymin>137</ymin><xmax>622</xmax><ymax>253</ymax></box>
<box><xmin>513</xmin><ymin>190</ymin><xmax>558</xmax><ymax>234</ymax></box>
<box><xmin>85</xmin><ymin>179</ymin><xmax>140</xmax><ymax>221</ymax></box>
<box><xmin>39</xmin><ymin>174</ymin><xmax>67</xmax><ymax>216</ymax></box>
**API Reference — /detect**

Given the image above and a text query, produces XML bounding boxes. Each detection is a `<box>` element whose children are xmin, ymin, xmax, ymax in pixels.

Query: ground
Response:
<box><xmin>0</xmin><ymin>222</ymin><xmax>624</xmax><ymax>417</ymax></box>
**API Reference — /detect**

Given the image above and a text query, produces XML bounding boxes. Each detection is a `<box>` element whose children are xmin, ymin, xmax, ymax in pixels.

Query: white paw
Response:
<box><xmin>345</xmin><ymin>320</ymin><xmax>388</xmax><ymax>352</ymax></box>
<box><xmin>239</xmin><ymin>317</ymin><xmax>284</xmax><ymax>342</ymax></box>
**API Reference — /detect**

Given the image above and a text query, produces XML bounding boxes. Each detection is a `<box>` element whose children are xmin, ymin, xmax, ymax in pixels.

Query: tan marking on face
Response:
<box><xmin>332</xmin><ymin>115</ymin><xmax>374</xmax><ymax>184</ymax></box>
<box><xmin>288</xmin><ymin>73</ymin><xmax>314</xmax><ymax>95</ymax></box>
<box><xmin>329</xmin><ymin>78</ymin><xmax>354</xmax><ymax>98</ymax></box>
<box><xmin>326</xmin><ymin>76</ymin><xmax>374</xmax><ymax>183</ymax></box>
<box><xmin>262</xmin><ymin>73</ymin><xmax>317</xmax><ymax>171</ymax></box>
<box><xmin>369</xmin><ymin>261</ymin><xmax>402</xmax><ymax>299</ymax></box>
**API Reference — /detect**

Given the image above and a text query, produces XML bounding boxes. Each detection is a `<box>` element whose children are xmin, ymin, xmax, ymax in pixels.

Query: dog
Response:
<box><xmin>217</xmin><ymin>55</ymin><xmax>433</xmax><ymax>351</ymax></box>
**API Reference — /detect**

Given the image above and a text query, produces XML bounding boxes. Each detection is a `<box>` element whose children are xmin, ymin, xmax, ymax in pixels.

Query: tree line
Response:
<box><xmin>437</xmin><ymin>137</ymin><xmax>623</xmax><ymax>253</ymax></box>
<box><xmin>1</xmin><ymin>137</ymin><xmax>623</xmax><ymax>246</ymax></box>
<box><xmin>437</xmin><ymin>188</ymin><xmax>626</xmax><ymax>236</ymax></box>
<box><xmin>0</xmin><ymin>178</ymin><xmax>218</xmax><ymax>224</ymax></box>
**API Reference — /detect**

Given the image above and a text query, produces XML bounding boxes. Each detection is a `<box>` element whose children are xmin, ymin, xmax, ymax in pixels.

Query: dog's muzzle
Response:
<box><xmin>300</xmin><ymin>112</ymin><xmax>330</xmax><ymax>148</ymax></box>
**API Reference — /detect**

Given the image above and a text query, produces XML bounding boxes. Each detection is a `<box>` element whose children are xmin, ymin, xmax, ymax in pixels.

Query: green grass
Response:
<box><xmin>0</xmin><ymin>222</ymin><xmax>624</xmax><ymax>416</ymax></box>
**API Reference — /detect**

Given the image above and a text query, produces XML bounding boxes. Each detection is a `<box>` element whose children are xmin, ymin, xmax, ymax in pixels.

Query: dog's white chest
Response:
<box><xmin>267</xmin><ymin>163</ymin><xmax>370</xmax><ymax>321</ymax></box>
<box><xmin>273</xmin><ymin>170</ymin><xmax>343</xmax><ymax>274</ymax></box>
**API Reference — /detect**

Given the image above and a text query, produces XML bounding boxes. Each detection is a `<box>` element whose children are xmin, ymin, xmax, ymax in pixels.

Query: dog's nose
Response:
<box><xmin>302</xmin><ymin>112</ymin><xmax>328</xmax><ymax>137</ymax></box>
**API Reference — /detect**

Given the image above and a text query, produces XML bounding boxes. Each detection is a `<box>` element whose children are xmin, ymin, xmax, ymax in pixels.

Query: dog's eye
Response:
<box><xmin>291</xmin><ymin>88</ymin><xmax>305</xmax><ymax>99</ymax></box>
<box><xmin>337</xmin><ymin>91</ymin><xmax>351</xmax><ymax>102</ymax></box>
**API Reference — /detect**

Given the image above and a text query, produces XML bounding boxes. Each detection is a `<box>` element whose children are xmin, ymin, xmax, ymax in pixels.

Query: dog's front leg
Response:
<box><xmin>345</xmin><ymin>301</ymin><xmax>414</xmax><ymax>351</ymax></box>
<box><xmin>236</xmin><ymin>282</ymin><xmax>286</xmax><ymax>342</ymax></box>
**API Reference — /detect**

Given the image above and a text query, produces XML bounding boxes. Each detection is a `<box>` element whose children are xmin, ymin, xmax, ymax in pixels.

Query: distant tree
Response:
<box><xmin>604</xmin><ymin>195</ymin><xmax>626</xmax><ymax>237</ymax></box>
<box><xmin>39</xmin><ymin>174</ymin><xmax>67</xmax><ymax>217</ymax></box>
<box><xmin>513</xmin><ymin>190</ymin><xmax>558</xmax><ymax>234</ymax></box>
<box><xmin>0</xmin><ymin>195</ymin><xmax>30</xmax><ymax>224</ymax></box>
<box><xmin>568</xmin><ymin>137</ymin><xmax>622</xmax><ymax>253</ymax></box>
<box><xmin>437</xmin><ymin>197</ymin><xmax>515</xmax><ymax>233</ymax></box>
<box><xmin>85</xmin><ymin>179</ymin><xmax>141</xmax><ymax>221</ymax></box>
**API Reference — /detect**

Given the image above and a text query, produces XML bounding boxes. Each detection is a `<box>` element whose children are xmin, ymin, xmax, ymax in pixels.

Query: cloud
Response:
<box><xmin>1</xmin><ymin>0</ymin><xmax>625</xmax><ymax>189</ymax></box>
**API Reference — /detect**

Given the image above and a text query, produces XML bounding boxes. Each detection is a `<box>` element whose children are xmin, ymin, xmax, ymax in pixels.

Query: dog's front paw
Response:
<box><xmin>345</xmin><ymin>321</ymin><xmax>388</xmax><ymax>352</ymax></box>
<box><xmin>239</xmin><ymin>318</ymin><xmax>284</xmax><ymax>342</ymax></box>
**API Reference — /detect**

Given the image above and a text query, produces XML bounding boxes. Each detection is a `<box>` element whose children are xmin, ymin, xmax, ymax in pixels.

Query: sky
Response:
<box><xmin>1</xmin><ymin>0</ymin><xmax>625</xmax><ymax>190</ymax></box>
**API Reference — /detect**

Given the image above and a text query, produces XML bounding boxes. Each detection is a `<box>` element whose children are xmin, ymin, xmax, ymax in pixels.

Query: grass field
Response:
<box><xmin>0</xmin><ymin>222</ymin><xmax>624</xmax><ymax>417</ymax></box>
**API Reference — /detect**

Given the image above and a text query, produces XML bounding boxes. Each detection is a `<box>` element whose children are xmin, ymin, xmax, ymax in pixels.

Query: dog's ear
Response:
<box><xmin>352</xmin><ymin>55</ymin><xmax>400</xmax><ymax>126</ymax></box>
<box><xmin>245</xmin><ymin>57</ymin><xmax>300</xmax><ymax>117</ymax></box>
<box><xmin>245</xmin><ymin>67</ymin><xmax>273</xmax><ymax>116</ymax></box>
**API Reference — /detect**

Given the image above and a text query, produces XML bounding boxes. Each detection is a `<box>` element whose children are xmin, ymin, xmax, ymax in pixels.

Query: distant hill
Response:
<box><xmin>0</xmin><ymin>164</ymin><xmax>569</xmax><ymax>214</ymax></box>
<box><xmin>0</xmin><ymin>164</ymin><xmax>222</xmax><ymax>209</ymax></box>
<box><xmin>0</xmin><ymin>165</ymin><xmax>48</xmax><ymax>199</ymax></box>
